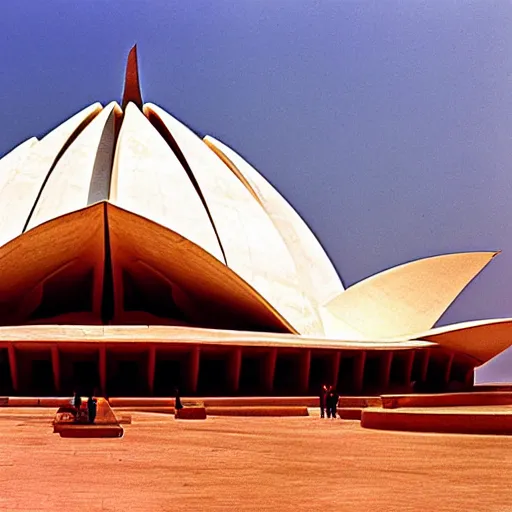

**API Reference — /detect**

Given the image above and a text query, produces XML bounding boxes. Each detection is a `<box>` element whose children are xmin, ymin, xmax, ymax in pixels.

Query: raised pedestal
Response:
<box><xmin>175</xmin><ymin>406</ymin><xmax>207</xmax><ymax>420</ymax></box>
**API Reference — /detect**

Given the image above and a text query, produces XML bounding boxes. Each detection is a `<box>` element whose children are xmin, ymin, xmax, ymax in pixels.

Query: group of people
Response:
<box><xmin>68</xmin><ymin>387</ymin><xmax>338</xmax><ymax>421</ymax></box>
<box><xmin>320</xmin><ymin>384</ymin><xmax>339</xmax><ymax>419</ymax></box>
<box><xmin>72</xmin><ymin>392</ymin><xmax>98</xmax><ymax>424</ymax></box>
<box><xmin>176</xmin><ymin>385</ymin><xmax>340</xmax><ymax>418</ymax></box>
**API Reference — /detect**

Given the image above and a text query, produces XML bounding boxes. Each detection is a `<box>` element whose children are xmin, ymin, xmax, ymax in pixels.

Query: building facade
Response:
<box><xmin>0</xmin><ymin>47</ymin><xmax>510</xmax><ymax>397</ymax></box>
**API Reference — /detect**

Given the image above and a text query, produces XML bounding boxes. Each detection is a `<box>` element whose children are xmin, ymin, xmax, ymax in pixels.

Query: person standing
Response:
<box><xmin>319</xmin><ymin>384</ymin><xmax>328</xmax><ymax>418</ymax></box>
<box><xmin>331</xmin><ymin>387</ymin><xmax>340</xmax><ymax>419</ymax></box>
<box><xmin>174</xmin><ymin>387</ymin><xmax>183</xmax><ymax>411</ymax></box>
<box><xmin>326</xmin><ymin>385</ymin><xmax>339</xmax><ymax>419</ymax></box>
<box><xmin>87</xmin><ymin>395</ymin><xmax>98</xmax><ymax>424</ymax></box>
<box><xmin>72</xmin><ymin>391</ymin><xmax>81</xmax><ymax>409</ymax></box>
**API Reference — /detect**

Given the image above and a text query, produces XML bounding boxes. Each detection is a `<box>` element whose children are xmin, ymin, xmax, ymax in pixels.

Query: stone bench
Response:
<box><xmin>175</xmin><ymin>406</ymin><xmax>207</xmax><ymax>420</ymax></box>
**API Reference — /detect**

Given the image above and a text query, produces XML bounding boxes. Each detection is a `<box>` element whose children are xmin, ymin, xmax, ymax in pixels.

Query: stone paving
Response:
<box><xmin>0</xmin><ymin>408</ymin><xmax>511</xmax><ymax>511</ymax></box>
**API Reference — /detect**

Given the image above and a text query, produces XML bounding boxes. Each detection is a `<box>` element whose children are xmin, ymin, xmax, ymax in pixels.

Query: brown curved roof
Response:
<box><xmin>0</xmin><ymin>202</ymin><xmax>297</xmax><ymax>334</ymax></box>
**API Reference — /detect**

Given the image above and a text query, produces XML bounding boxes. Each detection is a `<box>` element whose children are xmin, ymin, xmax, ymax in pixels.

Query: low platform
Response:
<box><xmin>114</xmin><ymin>405</ymin><xmax>309</xmax><ymax>417</ymax></box>
<box><xmin>57</xmin><ymin>424</ymin><xmax>124</xmax><ymax>438</ymax></box>
<box><xmin>206</xmin><ymin>406</ymin><xmax>309</xmax><ymax>417</ymax></box>
<box><xmin>53</xmin><ymin>397</ymin><xmax>124</xmax><ymax>438</ymax></box>
<box><xmin>111</xmin><ymin>396</ymin><xmax>318</xmax><ymax>417</ymax></box>
<box><xmin>336</xmin><ymin>396</ymin><xmax>383</xmax><ymax>421</ymax></box>
<box><xmin>108</xmin><ymin>396</ymin><xmax>320</xmax><ymax>408</ymax></box>
<box><xmin>337</xmin><ymin>407</ymin><xmax>363</xmax><ymax>420</ymax></box>
<box><xmin>381</xmin><ymin>391</ymin><xmax>512</xmax><ymax>409</ymax></box>
<box><xmin>4</xmin><ymin>393</ymin><xmax>512</xmax><ymax>433</ymax></box>
<box><xmin>361</xmin><ymin>406</ymin><xmax>512</xmax><ymax>435</ymax></box>
<box><xmin>175</xmin><ymin>403</ymin><xmax>207</xmax><ymax>420</ymax></box>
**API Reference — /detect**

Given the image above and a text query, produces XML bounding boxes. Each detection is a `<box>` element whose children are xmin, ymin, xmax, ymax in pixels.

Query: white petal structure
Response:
<box><xmin>27</xmin><ymin>102</ymin><xmax>120</xmax><ymax>230</ymax></box>
<box><xmin>0</xmin><ymin>45</ymin><xmax>511</xmax><ymax>389</ymax></box>
<box><xmin>324</xmin><ymin>252</ymin><xmax>498</xmax><ymax>339</ymax></box>
<box><xmin>111</xmin><ymin>103</ymin><xmax>224</xmax><ymax>263</ymax></box>
<box><xmin>203</xmin><ymin>136</ymin><xmax>345</xmax><ymax>307</ymax></box>
<box><xmin>0</xmin><ymin>137</ymin><xmax>38</xmax><ymax>191</ymax></box>
<box><xmin>143</xmin><ymin>103</ymin><xmax>323</xmax><ymax>335</ymax></box>
<box><xmin>401</xmin><ymin>318</ymin><xmax>512</xmax><ymax>364</ymax></box>
<box><xmin>0</xmin><ymin>99</ymin><xmax>505</xmax><ymax>352</ymax></box>
<box><xmin>0</xmin><ymin>103</ymin><xmax>102</xmax><ymax>246</ymax></box>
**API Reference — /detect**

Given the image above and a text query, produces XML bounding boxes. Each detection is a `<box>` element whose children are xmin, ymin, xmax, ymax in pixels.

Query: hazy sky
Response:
<box><xmin>0</xmin><ymin>1</ymin><xmax>511</xmax><ymax>381</ymax></box>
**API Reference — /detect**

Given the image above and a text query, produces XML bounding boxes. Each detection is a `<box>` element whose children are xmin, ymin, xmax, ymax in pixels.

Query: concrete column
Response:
<box><xmin>99</xmin><ymin>346</ymin><xmax>107</xmax><ymax>396</ymax></box>
<box><xmin>444</xmin><ymin>353</ymin><xmax>455</xmax><ymax>384</ymax></box>
<box><xmin>147</xmin><ymin>345</ymin><xmax>156</xmax><ymax>395</ymax></box>
<box><xmin>404</xmin><ymin>351</ymin><xmax>414</xmax><ymax>388</ymax></box>
<box><xmin>8</xmin><ymin>345</ymin><xmax>18</xmax><ymax>392</ymax></box>
<box><xmin>228</xmin><ymin>348</ymin><xmax>242</xmax><ymax>394</ymax></box>
<box><xmin>263</xmin><ymin>348</ymin><xmax>277</xmax><ymax>393</ymax></box>
<box><xmin>299</xmin><ymin>350</ymin><xmax>311</xmax><ymax>394</ymax></box>
<box><xmin>51</xmin><ymin>345</ymin><xmax>61</xmax><ymax>393</ymax></box>
<box><xmin>188</xmin><ymin>346</ymin><xmax>200</xmax><ymax>394</ymax></box>
<box><xmin>380</xmin><ymin>352</ymin><xmax>393</xmax><ymax>391</ymax></box>
<box><xmin>354</xmin><ymin>352</ymin><xmax>366</xmax><ymax>394</ymax></box>
<box><xmin>420</xmin><ymin>349</ymin><xmax>430</xmax><ymax>382</ymax></box>
<box><xmin>331</xmin><ymin>352</ymin><xmax>341</xmax><ymax>388</ymax></box>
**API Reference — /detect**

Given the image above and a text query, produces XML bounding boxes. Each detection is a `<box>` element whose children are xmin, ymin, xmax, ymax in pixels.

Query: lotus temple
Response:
<box><xmin>0</xmin><ymin>46</ymin><xmax>510</xmax><ymax>398</ymax></box>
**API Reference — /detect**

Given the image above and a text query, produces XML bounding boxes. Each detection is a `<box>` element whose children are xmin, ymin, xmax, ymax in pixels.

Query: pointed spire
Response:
<box><xmin>122</xmin><ymin>45</ymin><xmax>143</xmax><ymax>110</ymax></box>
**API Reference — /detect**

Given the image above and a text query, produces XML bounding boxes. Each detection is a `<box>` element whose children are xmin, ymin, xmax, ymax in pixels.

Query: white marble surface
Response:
<box><xmin>111</xmin><ymin>103</ymin><xmax>223</xmax><ymax>262</ymax></box>
<box><xmin>204</xmin><ymin>135</ymin><xmax>345</xmax><ymax>309</ymax></box>
<box><xmin>0</xmin><ymin>103</ymin><xmax>102</xmax><ymax>246</ymax></box>
<box><xmin>27</xmin><ymin>102</ymin><xmax>120</xmax><ymax>230</ymax></box>
<box><xmin>325</xmin><ymin>251</ymin><xmax>497</xmax><ymax>338</ymax></box>
<box><xmin>145</xmin><ymin>103</ymin><xmax>322</xmax><ymax>335</ymax></box>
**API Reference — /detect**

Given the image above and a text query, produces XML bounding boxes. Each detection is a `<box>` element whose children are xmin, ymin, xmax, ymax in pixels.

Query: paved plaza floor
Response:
<box><xmin>0</xmin><ymin>408</ymin><xmax>510</xmax><ymax>511</ymax></box>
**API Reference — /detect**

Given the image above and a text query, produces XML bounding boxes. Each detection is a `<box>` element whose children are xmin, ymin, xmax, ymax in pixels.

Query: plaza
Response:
<box><xmin>0</xmin><ymin>407</ymin><xmax>510</xmax><ymax>512</ymax></box>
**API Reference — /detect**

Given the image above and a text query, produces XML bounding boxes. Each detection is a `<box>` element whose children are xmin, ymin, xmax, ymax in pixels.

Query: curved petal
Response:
<box><xmin>106</xmin><ymin>202</ymin><xmax>297</xmax><ymax>333</ymax></box>
<box><xmin>324</xmin><ymin>252</ymin><xmax>498</xmax><ymax>338</ymax></box>
<box><xmin>111</xmin><ymin>103</ymin><xmax>223</xmax><ymax>262</ymax></box>
<box><xmin>0</xmin><ymin>137</ymin><xmax>38</xmax><ymax>185</ymax></box>
<box><xmin>27</xmin><ymin>102</ymin><xmax>122</xmax><ymax>230</ymax></box>
<box><xmin>0</xmin><ymin>202</ymin><xmax>105</xmax><ymax>323</ymax></box>
<box><xmin>0</xmin><ymin>103</ymin><xmax>102</xmax><ymax>247</ymax></box>
<box><xmin>409</xmin><ymin>318</ymin><xmax>512</xmax><ymax>364</ymax></box>
<box><xmin>203</xmin><ymin>136</ymin><xmax>344</xmax><ymax>307</ymax></box>
<box><xmin>0</xmin><ymin>201</ymin><xmax>298</xmax><ymax>334</ymax></box>
<box><xmin>143</xmin><ymin>104</ymin><xmax>322</xmax><ymax>335</ymax></box>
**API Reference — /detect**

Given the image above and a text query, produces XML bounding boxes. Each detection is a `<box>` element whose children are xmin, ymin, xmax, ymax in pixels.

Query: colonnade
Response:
<box><xmin>0</xmin><ymin>343</ymin><xmax>474</xmax><ymax>397</ymax></box>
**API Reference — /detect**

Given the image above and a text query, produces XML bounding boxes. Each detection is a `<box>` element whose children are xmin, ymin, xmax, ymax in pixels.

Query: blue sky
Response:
<box><xmin>0</xmin><ymin>1</ymin><xmax>511</xmax><ymax>381</ymax></box>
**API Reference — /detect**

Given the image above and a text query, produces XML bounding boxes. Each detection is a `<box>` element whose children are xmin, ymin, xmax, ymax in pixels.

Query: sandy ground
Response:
<box><xmin>0</xmin><ymin>408</ymin><xmax>511</xmax><ymax>512</ymax></box>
